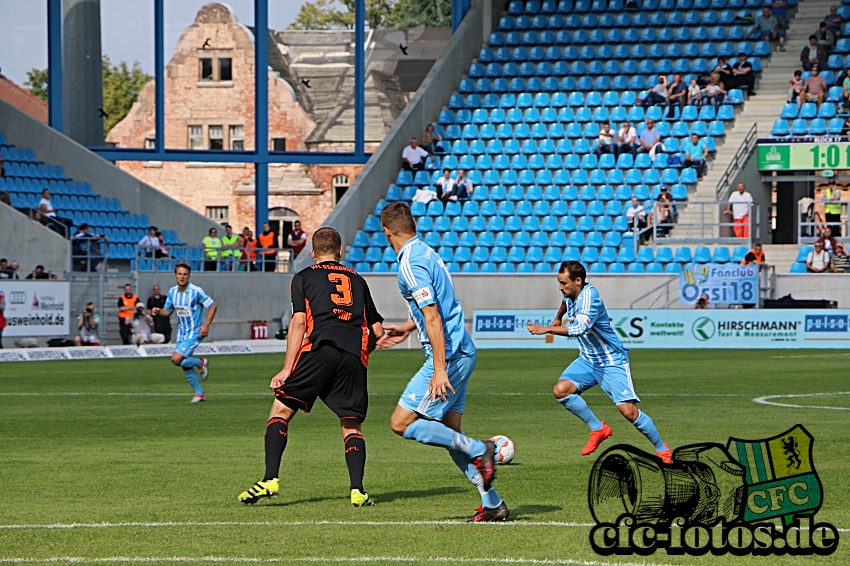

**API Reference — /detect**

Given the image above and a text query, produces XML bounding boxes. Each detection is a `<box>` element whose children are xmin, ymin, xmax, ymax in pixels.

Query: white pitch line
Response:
<box><xmin>769</xmin><ymin>352</ymin><xmax>850</xmax><ymax>359</ymax></box>
<box><xmin>0</xmin><ymin>520</ymin><xmax>594</xmax><ymax>530</ymax></box>
<box><xmin>0</xmin><ymin>557</ymin><xmax>678</xmax><ymax>566</ymax></box>
<box><xmin>0</xmin><ymin>392</ymin><xmax>746</xmax><ymax>398</ymax></box>
<box><xmin>753</xmin><ymin>391</ymin><xmax>850</xmax><ymax>411</ymax></box>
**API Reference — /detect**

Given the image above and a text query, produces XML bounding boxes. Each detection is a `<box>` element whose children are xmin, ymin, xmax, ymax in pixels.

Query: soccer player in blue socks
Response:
<box><xmin>527</xmin><ymin>261</ymin><xmax>672</xmax><ymax>463</ymax></box>
<box><xmin>151</xmin><ymin>262</ymin><xmax>217</xmax><ymax>403</ymax></box>
<box><xmin>377</xmin><ymin>202</ymin><xmax>506</xmax><ymax>522</ymax></box>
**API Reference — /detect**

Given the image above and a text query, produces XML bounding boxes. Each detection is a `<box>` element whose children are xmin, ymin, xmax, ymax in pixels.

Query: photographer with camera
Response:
<box><xmin>74</xmin><ymin>302</ymin><xmax>101</xmax><ymax>346</ymax></box>
<box><xmin>130</xmin><ymin>302</ymin><xmax>165</xmax><ymax>346</ymax></box>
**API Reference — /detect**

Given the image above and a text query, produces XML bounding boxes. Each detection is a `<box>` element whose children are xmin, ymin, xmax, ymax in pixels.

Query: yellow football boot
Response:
<box><xmin>238</xmin><ymin>478</ymin><xmax>279</xmax><ymax>505</ymax></box>
<box><xmin>350</xmin><ymin>489</ymin><xmax>374</xmax><ymax>507</ymax></box>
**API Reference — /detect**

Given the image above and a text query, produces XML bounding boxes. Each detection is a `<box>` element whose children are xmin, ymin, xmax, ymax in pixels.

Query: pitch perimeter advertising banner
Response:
<box><xmin>0</xmin><ymin>281</ymin><xmax>70</xmax><ymax>336</ymax></box>
<box><xmin>473</xmin><ymin>309</ymin><xmax>850</xmax><ymax>349</ymax></box>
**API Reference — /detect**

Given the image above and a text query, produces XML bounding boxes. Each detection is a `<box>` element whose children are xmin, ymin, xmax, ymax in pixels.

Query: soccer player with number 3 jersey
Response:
<box><xmin>151</xmin><ymin>262</ymin><xmax>217</xmax><ymax>403</ymax></box>
<box><xmin>238</xmin><ymin>228</ymin><xmax>385</xmax><ymax>507</ymax></box>
<box><xmin>377</xmin><ymin>202</ymin><xmax>507</xmax><ymax>522</ymax></box>
<box><xmin>527</xmin><ymin>261</ymin><xmax>672</xmax><ymax>464</ymax></box>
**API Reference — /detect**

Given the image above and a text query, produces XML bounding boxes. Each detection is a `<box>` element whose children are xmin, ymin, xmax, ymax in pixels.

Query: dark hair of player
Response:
<box><xmin>380</xmin><ymin>202</ymin><xmax>417</xmax><ymax>235</ymax></box>
<box><xmin>312</xmin><ymin>227</ymin><xmax>342</xmax><ymax>258</ymax></box>
<box><xmin>559</xmin><ymin>260</ymin><xmax>586</xmax><ymax>283</ymax></box>
<box><xmin>174</xmin><ymin>262</ymin><xmax>192</xmax><ymax>274</ymax></box>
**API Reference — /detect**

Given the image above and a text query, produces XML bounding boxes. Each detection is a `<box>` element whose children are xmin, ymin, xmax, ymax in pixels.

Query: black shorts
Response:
<box><xmin>274</xmin><ymin>345</ymin><xmax>368</xmax><ymax>422</ymax></box>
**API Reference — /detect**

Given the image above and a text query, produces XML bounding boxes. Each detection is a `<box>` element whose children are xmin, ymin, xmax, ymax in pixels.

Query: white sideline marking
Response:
<box><xmin>769</xmin><ymin>353</ymin><xmax>850</xmax><ymax>359</ymax></box>
<box><xmin>0</xmin><ymin>557</ymin><xmax>677</xmax><ymax>566</ymax></box>
<box><xmin>753</xmin><ymin>391</ymin><xmax>850</xmax><ymax>411</ymax></box>
<box><xmin>0</xmin><ymin>520</ymin><xmax>595</xmax><ymax>530</ymax></box>
<box><xmin>0</xmin><ymin>392</ymin><xmax>745</xmax><ymax>398</ymax></box>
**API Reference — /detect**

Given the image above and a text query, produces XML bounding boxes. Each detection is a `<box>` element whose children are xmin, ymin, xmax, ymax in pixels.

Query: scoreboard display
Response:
<box><xmin>758</xmin><ymin>140</ymin><xmax>850</xmax><ymax>171</ymax></box>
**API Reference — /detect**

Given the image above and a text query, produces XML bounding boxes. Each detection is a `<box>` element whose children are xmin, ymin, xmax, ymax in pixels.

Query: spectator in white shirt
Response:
<box><xmin>626</xmin><ymin>196</ymin><xmax>651</xmax><ymax>244</ymax></box>
<box><xmin>452</xmin><ymin>169</ymin><xmax>474</xmax><ymax>201</ymax></box>
<box><xmin>436</xmin><ymin>169</ymin><xmax>456</xmax><ymax>203</ymax></box>
<box><xmin>596</xmin><ymin>123</ymin><xmax>616</xmax><ymax>156</ymax></box>
<box><xmin>37</xmin><ymin>188</ymin><xmax>73</xmax><ymax>234</ymax></box>
<box><xmin>616</xmin><ymin>121</ymin><xmax>637</xmax><ymax>157</ymax></box>
<box><xmin>138</xmin><ymin>226</ymin><xmax>162</xmax><ymax>257</ymax></box>
<box><xmin>401</xmin><ymin>138</ymin><xmax>429</xmax><ymax>172</ymax></box>
<box><xmin>725</xmin><ymin>182</ymin><xmax>754</xmax><ymax>238</ymax></box>
<box><xmin>806</xmin><ymin>241</ymin><xmax>830</xmax><ymax>272</ymax></box>
<box><xmin>412</xmin><ymin>186</ymin><xmax>438</xmax><ymax>204</ymax></box>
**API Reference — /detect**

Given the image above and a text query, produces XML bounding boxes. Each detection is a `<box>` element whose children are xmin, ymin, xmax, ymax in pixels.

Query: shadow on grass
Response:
<box><xmin>374</xmin><ymin>486</ymin><xmax>466</xmax><ymax>504</ymax></box>
<box><xmin>510</xmin><ymin>503</ymin><xmax>563</xmax><ymax>518</ymax></box>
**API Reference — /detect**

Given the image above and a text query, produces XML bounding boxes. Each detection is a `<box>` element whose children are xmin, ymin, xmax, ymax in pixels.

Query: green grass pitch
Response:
<box><xmin>0</xmin><ymin>349</ymin><xmax>847</xmax><ymax>565</ymax></box>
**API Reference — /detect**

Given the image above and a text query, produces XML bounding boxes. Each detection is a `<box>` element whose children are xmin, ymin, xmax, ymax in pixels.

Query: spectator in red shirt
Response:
<box><xmin>287</xmin><ymin>220</ymin><xmax>307</xmax><ymax>259</ymax></box>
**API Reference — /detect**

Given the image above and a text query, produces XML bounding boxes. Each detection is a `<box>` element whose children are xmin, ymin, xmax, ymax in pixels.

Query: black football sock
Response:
<box><xmin>263</xmin><ymin>417</ymin><xmax>289</xmax><ymax>481</ymax></box>
<box><xmin>344</xmin><ymin>433</ymin><xmax>366</xmax><ymax>491</ymax></box>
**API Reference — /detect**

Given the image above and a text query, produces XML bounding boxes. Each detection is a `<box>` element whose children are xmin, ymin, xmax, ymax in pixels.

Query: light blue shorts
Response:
<box><xmin>398</xmin><ymin>353</ymin><xmax>477</xmax><ymax>420</ymax></box>
<box><xmin>175</xmin><ymin>336</ymin><xmax>201</xmax><ymax>358</ymax></box>
<box><xmin>560</xmin><ymin>356</ymin><xmax>640</xmax><ymax>405</ymax></box>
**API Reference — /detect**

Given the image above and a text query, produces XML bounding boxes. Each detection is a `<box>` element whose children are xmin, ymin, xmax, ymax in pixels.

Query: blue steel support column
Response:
<box><xmin>354</xmin><ymin>0</ymin><xmax>365</xmax><ymax>157</ymax></box>
<box><xmin>451</xmin><ymin>0</ymin><xmax>471</xmax><ymax>33</ymax></box>
<box><xmin>254</xmin><ymin>0</ymin><xmax>270</xmax><ymax>235</ymax></box>
<box><xmin>47</xmin><ymin>0</ymin><xmax>63</xmax><ymax>132</ymax></box>
<box><xmin>154</xmin><ymin>0</ymin><xmax>165</xmax><ymax>152</ymax></box>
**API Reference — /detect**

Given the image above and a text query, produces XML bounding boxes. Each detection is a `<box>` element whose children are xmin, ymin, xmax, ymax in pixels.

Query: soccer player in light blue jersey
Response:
<box><xmin>376</xmin><ymin>202</ymin><xmax>506</xmax><ymax>522</ymax></box>
<box><xmin>151</xmin><ymin>262</ymin><xmax>218</xmax><ymax>403</ymax></box>
<box><xmin>527</xmin><ymin>261</ymin><xmax>672</xmax><ymax>463</ymax></box>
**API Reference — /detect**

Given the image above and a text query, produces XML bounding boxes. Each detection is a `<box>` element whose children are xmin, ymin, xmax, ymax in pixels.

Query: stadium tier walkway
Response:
<box><xmin>678</xmin><ymin>0</ymin><xmax>835</xmax><ymax>241</ymax></box>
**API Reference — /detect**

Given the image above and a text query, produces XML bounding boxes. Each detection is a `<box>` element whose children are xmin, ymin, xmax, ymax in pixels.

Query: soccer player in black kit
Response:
<box><xmin>238</xmin><ymin>227</ymin><xmax>385</xmax><ymax>506</ymax></box>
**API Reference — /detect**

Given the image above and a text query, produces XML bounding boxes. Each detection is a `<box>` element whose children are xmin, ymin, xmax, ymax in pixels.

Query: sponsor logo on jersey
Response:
<box><xmin>412</xmin><ymin>287</ymin><xmax>431</xmax><ymax>305</ymax></box>
<box><xmin>175</xmin><ymin>306</ymin><xmax>191</xmax><ymax>317</ymax></box>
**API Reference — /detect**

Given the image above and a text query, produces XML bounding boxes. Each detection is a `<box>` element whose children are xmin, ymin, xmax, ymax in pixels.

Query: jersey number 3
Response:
<box><xmin>328</xmin><ymin>273</ymin><xmax>353</xmax><ymax>306</ymax></box>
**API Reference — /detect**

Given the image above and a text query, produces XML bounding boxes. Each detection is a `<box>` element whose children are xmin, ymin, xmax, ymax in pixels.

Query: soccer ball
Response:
<box><xmin>490</xmin><ymin>435</ymin><xmax>516</xmax><ymax>465</ymax></box>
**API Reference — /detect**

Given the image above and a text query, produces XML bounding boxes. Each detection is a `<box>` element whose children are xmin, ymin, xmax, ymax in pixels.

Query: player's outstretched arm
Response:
<box><xmin>376</xmin><ymin>318</ymin><xmax>415</xmax><ymax>349</ymax></box>
<box><xmin>150</xmin><ymin>307</ymin><xmax>170</xmax><ymax>317</ymax></box>
<box><xmin>271</xmin><ymin>312</ymin><xmax>307</xmax><ymax>389</ymax></box>
<box><xmin>199</xmin><ymin>303</ymin><xmax>218</xmax><ymax>338</ymax></box>
<box><xmin>421</xmin><ymin>304</ymin><xmax>454</xmax><ymax>402</ymax></box>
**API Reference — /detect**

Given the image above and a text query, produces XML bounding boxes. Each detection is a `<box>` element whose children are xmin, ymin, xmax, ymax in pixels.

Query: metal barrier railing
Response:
<box><xmin>71</xmin><ymin>235</ymin><xmax>109</xmax><ymax>272</ymax></box>
<box><xmin>648</xmin><ymin>201</ymin><xmax>757</xmax><ymax>247</ymax></box>
<box><xmin>798</xmin><ymin>200</ymin><xmax>850</xmax><ymax>242</ymax></box>
<box><xmin>716</xmin><ymin>122</ymin><xmax>758</xmax><ymax>197</ymax></box>
<box><xmin>133</xmin><ymin>245</ymin><xmax>292</xmax><ymax>273</ymax></box>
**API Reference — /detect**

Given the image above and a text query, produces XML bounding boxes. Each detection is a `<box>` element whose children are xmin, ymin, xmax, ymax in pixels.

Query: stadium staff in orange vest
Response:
<box><xmin>241</xmin><ymin>227</ymin><xmax>258</xmax><ymax>271</ymax></box>
<box><xmin>118</xmin><ymin>283</ymin><xmax>139</xmax><ymax>345</ymax></box>
<box><xmin>740</xmin><ymin>242</ymin><xmax>768</xmax><ymax>267</ymax></box>
<box><xmin>257</xmin><ymin>222</ymin><xmax>277</xmax><ymax>272</ymax></box>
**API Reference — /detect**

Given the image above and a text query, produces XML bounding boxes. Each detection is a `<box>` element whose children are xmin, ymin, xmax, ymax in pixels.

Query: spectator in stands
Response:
<box><xmin>825</xmin><ymin>6</ymin><xmax>843</xmax><ymax>39</ymax></box>
<box><xmin>202</xmin><ymin>227</ymin><xmax>221</xmax><ymax>272</ymax></box>
<box><xmin>145</xmin><ymin>284</ymin><xmax>172</xmax><ymax>342</ymax></box>
<box><xmin>452</xmin><ymin>169</ymin><xmax>474</xmax><ymax>201</ymax></box>
<box><xmin>702</xmin><ymin>74</ymin><xmax>727</xmax><ymax>109</ymax></box>
<box><xmin>74</xmin><ymin>302</ymin><xmax>100</xmax><ymax>347</ymax></box>
<box><xmin>257</xmin><ymin>222</ymin><xmax>277</xmax><ymax>272</ymax></box>
<box><xmin>726</xmin><ymin>182</ymin><xmax>754</xmax><ymax>238</ymax></box>
<box><xmin>436</xmin><ymin>168</ymin><xmax>456</xmax><ymax>203</ymax></box>
<box><xmin>287</xmin><ymin>220</ymin><xmax>307</xmax><ymax>260</ymax></box>
<box><xmin>640</xmin><ymin>75</ymin><xmax>669</xmax><ymax>108</ymax></box>
<box><xmin>155</xmin><ymin>230</ymin><xmax>169</xmax><ymax>258</ymax></box>
<box><xmin>687</xmin><ymin>79</ymin><xmax>702</xmax><ymax>106</ymax></box>
<box><xmin>240</xmin><ymin>227</ymin><xmax>257</xmax><ymax>271</ymax></box>
<box><xmin>802</xmin><ymin>65</ymin><xmax>828</xmax><ymax>110</ymax></box>
<box><xmin>740</xmin><ymin>243</ymin><xmax>768</xmax><ymax>266</ymax></box>
<box><xmin>806</xmin><ymin>241</ymin><xmax>831</xmax><ymax>272</ymax></box>
<box><xmin>616</xmin><ymin>121</ymin><xmax>637</xmax><ymax>156</ymax></box>
<box><xmin>830</xmin><ymin>241</ymin><xmax>850</xmax><ymax>272</ymax></box>
<box><xmin>401</xmin><ymin>138</ymin><xmax>429</xmax><ymax>171</ymax></box>
<box><xmin>412</xmin><ymin>185</ymin><xmax>438</xmax><ymax>204</ymax></box>
<box><xmin>841</xmin><ymin>67</ymin><xmax>850</xmax><ymax>111</ymax></box>
<box><xmin>25</xmin><ymin>265</ymin><xmax>49</xmax><ymax>279</ymax></box>
<box><xmin>32</xmin><ymin>210</ymin><xmax>59</xmax><ymax>235</ymax></box>
<box><xmin>815</xmin><ymin>21</ymin><xmax>836</xmax><ymax>54</ymax></box>
<box><xmin>626</xmin><ymin>196</ymin><xmax>650</xmax><ymax>243</ymax></box>
<box><xmin>420</xmin><ymin>124</ymin><xmax>443</xmax><ymax>155</ymax></box>
<box><xmin>117</xmin><ymin>283</ymin><xmax>138</xmax><ymax>345</ymax></box>
<box><xmin>72</xmin><ymin>224</ymin><xmax>108</xmax><ymax>271</ymax></box>
<box><xmin>221</xmin><ymin>223</ymin><xmax>243</xmax><ymax>270</ymax></box>
<box><xmin>10</xmin><ymin>261</ymin><xmax>19</xmax><ymax>277</ymax></box>
<box><xmin>822</xmin><ymin>180</ymin><xmax>843</xmax><ymax>232</ymax></box>
<box><xmin>694</xmin><ymin>293</ymin><xmax>713</xmax><ymax>309</ymax></box>
<box><xmin>0</xmin><ymin>258</ymin><xmax>16</xmax><ymax>279</ymax></box>
<box><xmin>713</xmin><ymin>57</ymin><xmax>733</xmax><ymax>90</ymax></box>
<box><xmin>801</xmin><ymin>35</ymin><xmax>827</xmax><ymax>71</ymax></box>
<box><xmin>817</xmin><ymin>225</ymin><xmax>838</xmax><ymax>254</ymax></box>
<box><xmin>38</xmin><ymin>188</ymin><xmax>73</xmax><ymax>234</ymax></box>
<box><xmin>729</xmin><ymin>53</ymin><xmax>756</xmax><ymax>97</ymax></box>
<box><xmin>788</xmin><ymin>70</ymin><xmax>805</xmax><ymax>104</ymax></box>
<box><xmin>130</xmin><ymin>302</ymin><xmax>165</xmax><ymax>346</ymax></box>
<box><xmin>667</xmin><ymin>74</ymin><xmax>688</xmax><ymax>118</ymax></box>
<box><xmin>138</xmin><ymin>226</ymin><xmax>163</xmax><ymax>258</ymax></box>
<box><xmin>637</xmin><ymin>118</ymin><xmax>665</xmax><ymax>161</ymax></box>
<box><xmin>655</xmin><ymin>186</ymin><xmax>675</xmax><ymax>237</ymax></box>
<box><xmin>681</xmin><ymin>133</ymin><xmax>709</xmax><ymax>178</ymax></box>
<box><xmin>771</xmin><ymin>0</ymin><xmax>789</xmax><ymax>31</ymax></box>
<box><xmin>749</xmin><ymin>7</ymin><xmax>786</xmax><ymax>51</ymax></box>
<box><xmin>596</xmin><ymin>123</ymin><xmax>616</xmax><ymax>156</ymax></box>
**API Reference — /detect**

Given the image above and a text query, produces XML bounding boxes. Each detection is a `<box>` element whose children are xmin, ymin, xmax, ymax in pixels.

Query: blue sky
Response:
<box><xmin>0</xmin><ymin>0</ymin><xmax>311</xmax><ymax>86</ymax></box>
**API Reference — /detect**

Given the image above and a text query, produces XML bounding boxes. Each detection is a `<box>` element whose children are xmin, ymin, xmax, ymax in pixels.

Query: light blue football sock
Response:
<box><xmin>633</xmin><ymin>410</ymin><xmax>665</xmax><ymax>451</ymax></box>
<box><xmin>179</xmin><ymin>356</ymin><xmax>202</xmax><ymax>368</ymax></box>
<box><xmin>402</xmin><ymin>419</ymin><xmax>486</xmax><ymax>458</ymax></box>
<box><xmin>449</xmin><ymin>449</ymin><xmax>503</xmax><ymax>509</ymax></box>
<box><xmin>558</xmin><ymin>394</ymin><xmax>603</xmax><ymax>431</ymax></box>
<box><xmin>183</xmin><ymin>368</ymin><xmax>204</xmax><ymax>395</ymax></box>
